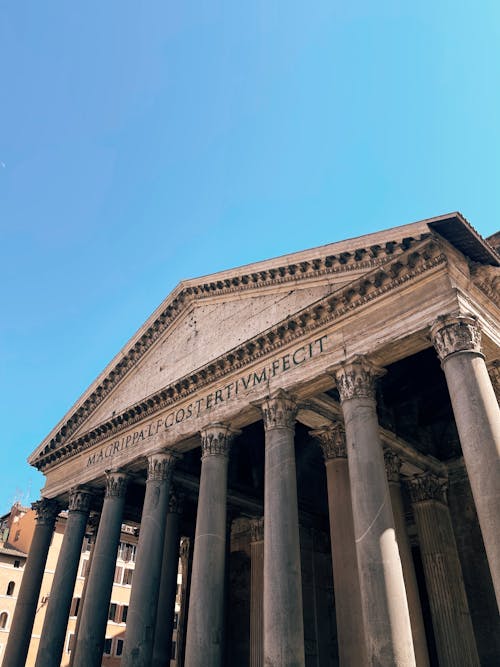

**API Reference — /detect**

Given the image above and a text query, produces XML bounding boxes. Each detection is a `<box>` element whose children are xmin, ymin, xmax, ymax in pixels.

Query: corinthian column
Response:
<box><xmin>431</xmin><ymin>315</ymin><xmax>500</xmax><ymax>608</ymax></box>
<box><xmin>35</xmin><ymin>487</ymin><xmax>94</xmax><ymax>667</ymax></box>
<box><xmin>122</xmin><ymin>451</ymin><xmax>177</xmax><ymax>667</ymax></box>
<box><xmin>408</xmin><ymin>473</ymin><xmax>479</xmax><ymax>667</ymax></box>
<box><xmin>261</xmin><ymin>389</ymin><xmax>305</xmax><ymax>667</ymax></box>
<box><xmin>310</xmin><ymin>424</ymin><xmax>366</xmax><ymax>667</ymax></box>
<box><xmin>384</xmin><ymin>452</ymin><xmax>429</xmax><ymax>667</ymax></box>
<box><xmin>249</xmin><ymin>517</ymin><xmax>264</xmax><ymax>667</ymax></box>
<box><xmin>335</xmin><ymin>357</ymin><xmax>415</xmax><ymax>666</ymax></box>
<box><xmin>184</xmin><ymin>423</ymin><xmax>238</xmax><ymax>667</ymax></box>
<box><xmin>72</xmin><ymin>470</ymin><xmax>128</xmax><ymax>667</ymax></box>
<box><xmin>3</xmin><ymin>498</ymin><xmax>60</xmax><ymax>667</ymax></box>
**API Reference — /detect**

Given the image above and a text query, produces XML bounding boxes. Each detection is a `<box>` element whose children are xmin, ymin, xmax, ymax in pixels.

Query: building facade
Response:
<box><xmin>3</xmin><ymin>212</ymin><xmax>500</xmax><ymax>666</ymax></box>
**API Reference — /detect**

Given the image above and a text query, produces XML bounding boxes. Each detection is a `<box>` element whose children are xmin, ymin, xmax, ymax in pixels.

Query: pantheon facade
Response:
<box><xmin>4</xmin><ymin>212</ymin><xmax>500</xmax><ymax>667</ymax></box>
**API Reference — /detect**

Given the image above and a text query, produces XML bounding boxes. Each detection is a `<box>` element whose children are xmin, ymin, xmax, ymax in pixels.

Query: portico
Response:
<box><xmin>4</xmin><ymin>213</ymin><xmax>499</xmax><ymax>666</ymax></box>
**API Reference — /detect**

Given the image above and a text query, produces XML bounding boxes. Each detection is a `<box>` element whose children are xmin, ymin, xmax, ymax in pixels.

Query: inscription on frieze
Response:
<box><xmin>86</xmin><ymin>334</ymin><xmax>328</xmax><ymax>467</ymax></box>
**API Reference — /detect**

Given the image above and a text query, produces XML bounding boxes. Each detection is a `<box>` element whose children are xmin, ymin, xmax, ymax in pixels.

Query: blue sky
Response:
<box><xmin>1</xmin><ymin>1</ymin><xmax>499</xmax><ymax>514</ymax></box>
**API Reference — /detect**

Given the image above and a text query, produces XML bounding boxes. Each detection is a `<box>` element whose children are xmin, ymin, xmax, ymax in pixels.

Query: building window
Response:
<box><xmin>80</xmin><ymin>559</ymin><xmax>89</xmax><ymax>578</ymax></box>
<box><xmin>173</xmin><ymin>612</ymin><xmax>179</xmax><ymax>629</ymax></box>
<box><xmin>66</xmin><ymin>633</ymin><xmax>75</xmax><ymax>653</ymax></box>
<box><xmin>114</xmin><ymin>566</ymin><xmax>123</xmax><ymax>584</ymax></box>
<box><xmin>14</xmin><ymin>530</ymin><xmax>20</xmax><ymax>542</ymax></box>
<box><xmin>108</xmin><ymin>603</ymin><xmax>117</xmax><ymax>622</ymax></box>
<box><xmin>171</xmin><ymin>640</ymin><xmax>176</xmax><ymax>660</ymax></box>
<box><xmin>0</xmin><ymin>612</ymin><xmax>8</xmax><ymax>629</ymax></box>
<box><xmin>116</xmin><ymin>639</ymin><xmax>124</xmax><ymax>656</ymax></box>
<box><xmin>70</xmin><ymin>597</ymin><xmax>80</xmax><ymax>617</ymax></box>
<box><xmin>118</xmin><ymin>541</ymin><xmax>137</xmax><ymax>563</ymax></box>
<box><xmin>122</xmin><ymin>568</ymin><xmax>133</xmax><ymax>586</ymax></box>
<box><xmin>103</xmin><ymin>638</ymin><xmax>112</xmax><ymax>655</ymax></box>
<box><xmin>121</xmin><ymin>605</ymin><xmax>128</xmax><ymax>623</ymax></box>
<box><xmin>81</xmin><ymin>535</ymin><xmax>92</xmax><ymax>553</ymax></box>
<box><xmin>6</xmin><ymin>582</ymin><xmax>15</xmax><ymax>596</ymax></box>
<box><xmin>13</xmin><ymin>560</ymin><xmax>20</xmax><ymax>569</ymax></box>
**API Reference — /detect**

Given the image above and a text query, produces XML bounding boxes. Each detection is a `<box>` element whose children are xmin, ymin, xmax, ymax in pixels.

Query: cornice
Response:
<box><xmin>33</xmin><ymin>235</ymin><xmax>447</xmax><ymax>472</ymax></box>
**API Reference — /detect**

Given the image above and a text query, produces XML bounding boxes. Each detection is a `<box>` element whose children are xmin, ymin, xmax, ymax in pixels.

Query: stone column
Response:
<box><xmin>249</xmin><ymin>517</ymin><xmax>264</xmax><ymax>667</ymax></box>
<box><xmin>335</xmin><ymin>357</ymin><xmax>415</xmax><ymax>666</ymax></box>
<box><xmin>152</xmin><ymin>487</ymin><xmax>183</xmax><ymax>667</ymax></box>
<box><xmin>310</xmin><ymin>423</ymin><xmax>366</xmax><ymax>667</ymax></box>
<box><xmin>3</xmin><ymin>498</ymin><xmax>60</xmax><ymax>667</ymax></box>
<box><xmin>122</xmin><ymin>451</ymin><xmax>177</xmax><ymax>667</ymax></box>
<box><xmin>408</xmin><ymin>473</ymin><xmax>480</xmax><ymax>667</ymax></box>
<box><xmin>431</xmin><ymin>315</ymin><xmax>500</xmax><ymax>608</ymax></box>
<box><xmin>261</xmin><ymin>389</ymin><xmax>305</xmax><ymax>667</ymax></box>
<box><xmin>35</xmin><ymin>487</ymin><xmax>94</xmax><ymax>667</ymax></box>
<box><xmin>384</xmin><ymin>451</ymin><xmax>429</xmax><ymax>667</ymax></box>
<box><xmin>184</xmin><ymin>423</ymin><xmax>238</xmax><ymax>667</ymax></box>
<box><xmin>72</xmin><ymin>470</ymin><xmax>128</xmax><ymax>667</ymax></box>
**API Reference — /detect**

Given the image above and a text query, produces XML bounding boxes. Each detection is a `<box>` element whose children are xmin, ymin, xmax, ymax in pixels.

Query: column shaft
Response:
<box><xmin>431</xmin><ymin>315</ymin><xmax>500</xmax><ymax>608</ymax></box>
<box><xmin>408</xmin><ymin>474</ymin><xmax>480</xmax><ymax>667</ymax></box>
<box><xmin>72</xmin><ymin>470</ymin><xmax>128</xmax><ymax>667</ymax></box>
<box><xmin>122</xmin><ymin>451</ymin><xmax>176</xmax><ymax>667</ymax></box>
<box><xmin>2</xmin><ymin>499</ymin><xmax>59</xmax><ymax>667</ymax></box>
<box><xmin>184</xmin><ymin>423</ymin><xmax>237</xmax><ymax>667</ymax></box>
<box><xmin>35</xmin><ymin>488</ymin><xmax>93</xmax><ymax>667</ymax></box>
<box><xmin>152</xmin><ymin>489</ymin><xmax>182</xmax><ymax>667</ymax></box>
<box><xmin>261</xmin><ymin>390</ymin><xmax>305</xmax><ymax>667</ymax></box>
<box><xmin>335</xmin><ymin>358</ymin><xmax>415</xmax><ymax>666</ymax></box>
<box><xmin>249</xmin><ymin>518</ymin><xmax>264</xmax><ymax>667</ymax></box>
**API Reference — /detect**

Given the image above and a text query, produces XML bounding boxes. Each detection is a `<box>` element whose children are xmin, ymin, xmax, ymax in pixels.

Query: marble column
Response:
<box><xmin>122</xmin><ymin>451</ymin><xmax>177</xmax><ymax>667</ymax></box>
<box><xmin>72</xmin><ymin>469</ymin><xmax>128</xmax><ymax>667</ymax></box>
<box><xmin>249</xmin><ymin>517</ymin><xmax>264</xmax><ymax>667</ymax></box>
<box><xmin>184</xmin><ymin>423</ymin><xmax>238</xmax><ymax>667</ymax></box>
<box><xmin>310</xmin><ymin>423</ymin><xmax>367</xmax><ymax>667</ymax></box>
<box><xmin>152</xmin><ymin>487</ymin><xmax>183</xmax><ymax>667</ymax></box>
<box><xmin>384</xmin><ymin>451</ymin><xmax>429</xmax><ymax>667</ymax></box>
<box><xmin>408</xmin><ymin>473</ymin><xmax>480</xmax><ymax>667</ymax></box>
<box><xmin>261</xmin><ymin>389</ymin><xmax>305</xmax><ymax>667</ymax></box>
<box><xmin>335</xmin><ymin>357</ymin><xmax>415</xmax><ymax>666</ymax></box>
<box><xmin>431</xmin><ymin>315</ymin><xmax>500</xmax><ymax>608</ymax></box>
<box><xmin>35</xmin><ymin>487</ymin><xmax>94</xmax><ymax>667</ymax></box>
<box><xmin>3</xmin><ymin>498</ymin><xmax>60</xmax><ymax>667</ymax></box>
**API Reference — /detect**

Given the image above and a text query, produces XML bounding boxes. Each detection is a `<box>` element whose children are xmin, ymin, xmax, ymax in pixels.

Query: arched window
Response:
<box><xmin>6</xmin><ymin>581</ymin><xmax>15</xmax><ymax>596</ymax></box>
<box><xmin>0</xmin><ymin>611</ymin><xmax>8</xmax><ymax>629</ymax></box>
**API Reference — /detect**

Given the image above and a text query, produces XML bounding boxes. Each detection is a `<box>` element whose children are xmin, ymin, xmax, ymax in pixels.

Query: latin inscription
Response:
<box><xmin>86</xmin><ymin>335</ymin><xmax>328</xmax><ymax>467</ymax></box>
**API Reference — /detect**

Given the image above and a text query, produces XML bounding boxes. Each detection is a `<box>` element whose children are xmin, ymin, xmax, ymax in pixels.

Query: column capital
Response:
<box><xmin>200</xmin><ymin>422</ymin><xmax>239</xmax><ymax>458</ymax></box>
<box><xmin>68</xmin><ymin>487</ymin><xmax>94</xmax><ymax>514</ymax></box>
<box><xmin>249</xmin><ymin>516</ymin><xmax>264</xmax><ymax>543</ymax></box>
<box><xmin>407</xmin><ymin>472</ymin><xmax>448</xmax><ymax>505</ymax></box>
<box><xmin>384</xmin><ymin>449</ymin><xmax>401</xmax><ymax>483</ymax></box>
<box><xmin>31</xmin><ymin>497</ymin><xmax>60</xmax><ymax>525</ymax></box>
<box><xmin>333</xmin><ymin>356</ymin><xmax>386</xmax><ymax>402</ymax></box>
<box><xmin>310</xmin><ymin>423</ymin><xmax>347</xmax><ymax>460</ymax></box>
<box><xmin>260</xmin><ymin>388</ymin><xmax>298</xmax><ymax>430</ymax></box>
<box><xmin>168</xmin><ymin>487</ymin><xmax>184</xmax><ymax>515</ymax></box>
<box><xmin>104</xmin><ymin>469</ymin><xmax>129</xmax><ymax>498</ymax></box>
<box><xmin>147</xmin><ymin>450</ymin><xmax>177</xmax><ymax>482</ymax></box>
<box><xmin>430</xmin><ymin>314</ymin><xmax>483</xmax><ymax>362</ymax></box>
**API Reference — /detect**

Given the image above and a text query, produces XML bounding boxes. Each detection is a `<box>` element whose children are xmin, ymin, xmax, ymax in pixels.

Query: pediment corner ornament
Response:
<box><xmin>68</xmin><ymin>487</ymin><xmax>94</xmax><ymax>514</ymax></box>
<box><xmin>260</xmin><ymin>389</ymin><xmax>298</xmax><ymax>430</ymax></box>
<box><xmin>200</xmin><ymin>423</ymin><xmax>239</xmax><ymax>459</ymax></box>
<box><xmin>407</xmin><ymin>472</ymin><xmax>448</xmax><ymax>505</ymax></box>
<box><xmin>147</xmin><ymin>450</ymin><xmax>177</xmax><ymax>482</ymax></box>
<box><xmin>430</xmin><ymin>315</ymin><xmax>483</xmax><ymax>361</ymax></box>
<box><xmin>32</xmin><ymin>497</ymin><xmax>60</xmax><ymax>525</ymax></box>
<box><xmin>334</xmin><ymin>356</ymin><xmax>386</xmax><ymax>402</ymax></box>
<box><xmin>310</xmin><ymin>423</ymin><xmax>347</xmax><ymax>460</ymax></box>
<box><xmin>104</xmin><ymin>469</ymin><xmax>129</xmax><ymax>498</ymax></box>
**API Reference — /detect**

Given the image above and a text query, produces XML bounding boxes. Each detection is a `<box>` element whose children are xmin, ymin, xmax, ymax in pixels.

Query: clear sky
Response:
<box><xmin>1</xmin><ymin>2</ymin><xmax>499</xmax><ymax>514</ymax></box>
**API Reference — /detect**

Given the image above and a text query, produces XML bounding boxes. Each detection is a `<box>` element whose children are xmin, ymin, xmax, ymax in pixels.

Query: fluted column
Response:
<box><xmin>431</xmin><ymin>315</ymin><xmax>500</xmax><ymax>608</ymax></box>
<box><xmin>261</xmin><ymin>389</ymin><xmax>305</xmax><ymax>667</ymax></box>
<box><xmin>122</xmin><ymin>451</ymin><xmax>177</xmax><ymax>667</ymax></box>
<box><xmin>408</xmin><ymin>473</ymin><xmax>480</xmax><ymax>666</ymax></box>
<box><xmin>335</xmin><ymin>357</ymin><xmax>415</xmax><ymax>666</ymax></box>
<box><xmin>72</xmin><ymin>470</ymin><xmax>128</xmax><ymax>667</ymax></box>
<box><xmin>384</xmin><ymin>451</ymin><xmax>429</xmax><ymax>667</ymax></box>
<box><xmin>35</xmin><ymin>487</ymin><xmax>94</xmax><ymax>667</ymax></box>
<box><xmin>310</xmin><ymin>424</ymin><xmax>366</xmax><ymax>667</ymax></box>
<box><xmin>249</xmin><ymin>517</ymin><xmax>264</xmax><ymax>667</ymax></box>
<box><xmin>184</xmin><ymin>423</ymin><xmax>238</xmax><ymax>667</ymax></box>
<box><xmin>152</xmin><ymin>487</ymin><xmax>183</xmax><ymax>667</ymax></box>
<box><xmin>3</xmin><ymin>498</ymin><xmax>60</xmax><ymax>667</ymax></box>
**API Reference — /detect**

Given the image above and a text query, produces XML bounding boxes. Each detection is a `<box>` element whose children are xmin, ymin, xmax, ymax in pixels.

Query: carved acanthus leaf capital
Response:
<box><xmin>310</xmin><ymin>423</ymin><xmax>347</xmax><ymax>460</ymax></box>
<box><xmin>334</xmin><ymin>356</ymin><xmax>386</xmax><ymax>402</ymax></box>
<box><xmin>147</xmin><ymin>450</ymin><xmax>177</xmax><ymax>482</ymax></box>
<box><xmin>384</xmin><ymin>450</ymin><xmax>401</xmax><ymax>483</ymax></box>
<box><xmin>105</xmin><ymin>470</ymin><xmax>129</xmax><ymax>499</ymax></box>
<box><xmin>407</xmin><ymin>472</ymin><xmax>448</xmax><ymax>505</ymax></box>
<box><xmin>32</xmin><ymin>498</ymin><xmax>60</xmax><ymax>526</ymax></box>
<box><xmin>68</xmin><ymin>487</ymin><xmax>94</xmax><ymax>514</ymax></box>
<box><xmin>430</xmin><ymin>315</ymin><xmax>483</xmax><ymax>361</ymax></box>
<box><xmin>260</xmin><ymin>389</ymin><xmax>298</xmax><ymax>430</ymax></box>
<box><xmin>249</xmin><ymin>516</ymin><xmax>264</xmax><ymax>543</ymax></box>
<box><xmin>200</xmin><ymin>423</ymin><xmax>239</xmax><ymax>459</ymax></box>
